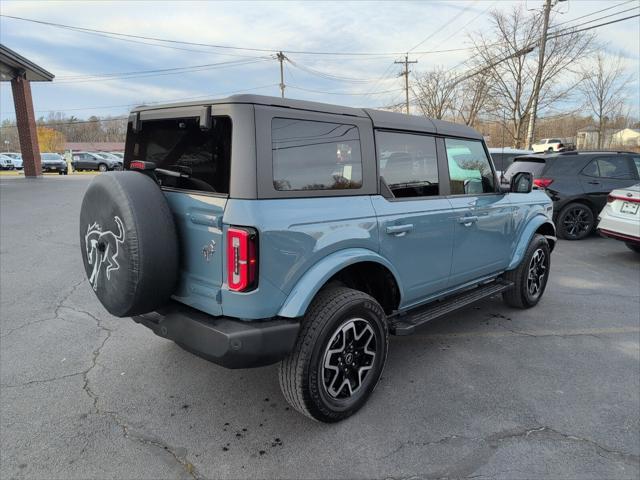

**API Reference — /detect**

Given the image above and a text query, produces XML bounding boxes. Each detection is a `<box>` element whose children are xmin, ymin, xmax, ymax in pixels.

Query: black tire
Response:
<box><xmin>279</xmin><ymin>287</ymin><xmax>388</xmax><ymax>423</ymax></box>
<box><xmin>98</xmin><ymin>163</ymin><xmax>108</xmax><ymax>172</ymax></box>
<box><xmin>557</xmin><ymin>202</ymin><xmax>594</xmax><ymax>240</ymax></box>
<box><xmin>626</xmin><ymin>242</ymin><xmax>640</xmax><ymax>253</ymax></box>
<box><xmin>503</xmin><ymin>234</ymin><xmax>550</xmax><ymax>308</ymax></box>
<box><xmin>79</xmin><ymin>172</ymin><xmax>178</xmax><ymax>317</ymax></box>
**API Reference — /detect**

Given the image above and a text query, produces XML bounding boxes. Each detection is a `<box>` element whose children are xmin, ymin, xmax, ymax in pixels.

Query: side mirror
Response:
<box><xmin>510</xmin><ymin>172</ymin><xmax>533</xmax><ymax>193</ymax></box>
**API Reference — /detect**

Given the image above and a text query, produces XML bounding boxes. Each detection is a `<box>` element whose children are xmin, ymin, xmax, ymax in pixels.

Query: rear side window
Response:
<box><xmin>271</xmin><ymin>118</ymin><xmax>362</xmax><ymax>191</ymax></box>
<box><xmin>445</xmin><ymin>138</ymin><xmax>495</xmax><ymax>194</ymax></box>
<box><xmin>125</xmin><ymin>116</ymin><xmax>231</xmax><ymax>194</ymax></box>
<box><xmin>584</xmin><ymin>156</ymin><xmax>637</xmax><ymax>180</ymax></box>
<box><xmin>376</xmin><ymin>131</ymin><xmax>439</xmax><ymax>198</ymax></box>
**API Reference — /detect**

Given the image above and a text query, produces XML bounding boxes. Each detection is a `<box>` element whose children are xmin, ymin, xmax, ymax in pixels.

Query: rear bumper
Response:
<box><xmin>133</xmin><ymin>302</ymin><xmax>300</xmax><ymax>369</ymax></box>
<box><xmin>598</xmin><ymin>228</ymin><xmax>640</xmax><ymax>245</ymax></box>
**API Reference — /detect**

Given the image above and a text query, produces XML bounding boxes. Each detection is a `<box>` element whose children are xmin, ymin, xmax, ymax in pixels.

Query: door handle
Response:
<box><xmin>588</xmin><ymin>181</ymin><xmax>600</xmax><ymax>185</ymax></box>
<box><xmin>457</xmin><ymin>216</ymin><xmax>478</xmax><ymax>226</ymax></box>
<box><xmin>385</xmin><ymin>224</ymin><xmax>414</xmax><ymax>236</ymax></box>
<box><xmin>189</xmin><ymin>213</ymin><xmax>220</xmax><ymax>227</ymax></box>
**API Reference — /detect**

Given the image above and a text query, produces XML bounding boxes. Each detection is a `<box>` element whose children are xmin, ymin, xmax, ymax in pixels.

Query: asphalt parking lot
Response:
<box><xmin>1</xmin><ymin>175</ymin><xmax>639</xmax><ymax>480</ymax></box>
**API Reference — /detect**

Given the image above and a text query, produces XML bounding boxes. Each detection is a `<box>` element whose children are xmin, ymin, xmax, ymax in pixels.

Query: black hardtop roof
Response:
<box><xmin>131</xmin><ymin>94</ymin><xmax>482</xmax><ymax>139</ymax></box>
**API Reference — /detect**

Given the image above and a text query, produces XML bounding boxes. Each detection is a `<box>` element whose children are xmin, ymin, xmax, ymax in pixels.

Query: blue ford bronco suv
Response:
<box><xmin>80</xmin><ymin>95</ymin><xmax>555</xmax><ymax>422</ymax></box>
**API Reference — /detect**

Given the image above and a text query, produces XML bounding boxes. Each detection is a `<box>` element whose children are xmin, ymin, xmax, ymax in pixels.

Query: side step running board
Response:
<box><xmin>389</xmin><ymin>280</ymin><xmax>514</xmax><ymax>336</ymax></box>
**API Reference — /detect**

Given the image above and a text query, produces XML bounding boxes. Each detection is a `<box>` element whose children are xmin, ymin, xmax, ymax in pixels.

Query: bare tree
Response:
<box><xmin>469</xmin><ymin>5</ymin><xmax>593</xmax><ymax>148</ymax></box>
<box><xmin>455</xmin><ymin>73</ymin><xmax>492</xmax><ymax>127</ymax></box>
<box><xmin>411</xmin><ymin>68</ymin><xmax>458</xmax><ymax>119</ymax></box>
<box><xmin>578</xmin><ymin>52</ymin><xmax>632</xmax><ymax>149</ymax></box>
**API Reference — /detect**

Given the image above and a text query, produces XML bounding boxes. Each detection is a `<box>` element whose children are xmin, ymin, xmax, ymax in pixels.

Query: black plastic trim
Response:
<box><xmin>133</xmin><ymin>301</ymin><xmax>299</xmax><ymax>369</ymax></box>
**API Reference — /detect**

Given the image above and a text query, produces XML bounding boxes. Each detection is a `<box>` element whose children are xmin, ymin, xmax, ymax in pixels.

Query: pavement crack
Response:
<box><xmin>98</xmin><ymin>409</ymin><xmax>203</xmax><ymax>480</ymax></box>
<box><xmin>1</xmin><ymin>371</ymin><xmax>84</xmax><ymax>388</ymax></box>
<box><xmin>485</xmin><ymin>425</ymin><xmax>640</xmax><ymax>467</ymax></box>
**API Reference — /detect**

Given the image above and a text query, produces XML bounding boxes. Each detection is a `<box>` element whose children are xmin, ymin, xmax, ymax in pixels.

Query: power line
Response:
<box><xmin>0</xmin><ymin>13</ymin><xmax>525</xmax><ymax>57</ymax></box>
<box><xmin>408</xmin><ymin>1</ymin><xmax>478</xmax><ymax>52</ymax></box>
<box><xmin>548</xmin><ymin>13</ymin><xmax>640</xmax><ymax>38</ymax></box>
<box><xmin>548</xmin><ymin>4</ymin><xmax>639</xmax><ymax>33</ymax></box>
<box><xmin>55</xmin><ymin>58</ymin><xmax>271</xmax><ymax>80</ymax></box>
<box><xmin>52</xmin><ymin>59</ymin><xmax>271</xmax><ymax>84</ymax></box>
<box><xmin>287</xmin><ymin>85</ymin><xmax>403</xmax><ymax>96</ymax></box>
<box><xmin>552</xmin><ymin>0</ymin><xmax>636</xmax><ymax>27</ymax></box>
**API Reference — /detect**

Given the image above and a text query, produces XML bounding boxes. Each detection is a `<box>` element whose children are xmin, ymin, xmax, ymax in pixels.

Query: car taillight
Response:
<box><xmin>129</xmin><ymin>161</ymin><xmax>146</xmax><ymax>170</ymax></box>
<box><xmin>533</xmin><ymin>178</ymin><xmax>554</xmax><ymax>188</ymax></box>
<box><xmin>608</xmin><ymin>194</ymin><xmax>640</xmax><ymax>204</ymax></box>
<box><xmin>227</xmin><ymin>226</ymin><xmax>258</xmax><ymax>292</ymax></box>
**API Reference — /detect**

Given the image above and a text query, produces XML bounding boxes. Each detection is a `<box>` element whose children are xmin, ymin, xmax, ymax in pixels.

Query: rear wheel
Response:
<box><xmin>557</xmin><ymin>202</ymin><xmax>594</xmax><ymax>240</ymax></box>
<box><xmin>503</xmin><ymin>234</ymin><xmax>550</xmax><ymax>308</ymax></box>
<box><xmin>626</xmin><ymin>242</ymin><xmax>640</xmax><ymax>253</ymax></box>
<box><xmin>279</xmin><ymin>287</ymin><xmax>388</xmax><ymax>423</ymax></box>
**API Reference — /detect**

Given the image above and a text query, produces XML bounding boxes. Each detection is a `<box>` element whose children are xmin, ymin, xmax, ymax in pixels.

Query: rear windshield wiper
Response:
<box><xmin>155</xmin><ymin>165</ymin><xmax>192</xmax><ymax>178</ymax></box>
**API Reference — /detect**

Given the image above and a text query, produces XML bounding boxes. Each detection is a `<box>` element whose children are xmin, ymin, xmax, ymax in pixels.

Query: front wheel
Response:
<box><xmin>503</xmin><ymin>234</ymin><xmax>551</xmax><ymax>308</ymax></box>
<box><xmin>98</xmin><ymin>163</ymin><xmax>108</xmax><ymax>172</ymax></box>
<box><xmin>279</xmin><ymin>287</ymin><xmax>388</xmax><ymax>423</ymax></box>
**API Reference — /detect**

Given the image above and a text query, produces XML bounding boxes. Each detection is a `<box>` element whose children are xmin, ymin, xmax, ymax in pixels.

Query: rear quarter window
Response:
<box><xmin>271</xmin><ymin>118</ymin><xmax>362</xmax><ymax>191</ymax></box>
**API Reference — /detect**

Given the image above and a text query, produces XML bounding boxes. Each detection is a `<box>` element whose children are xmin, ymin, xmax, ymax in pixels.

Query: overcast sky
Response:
<box><xmin>1</xmin><ymin>0</ymin><xmax>638</xmax><ymax>122</ymax></box>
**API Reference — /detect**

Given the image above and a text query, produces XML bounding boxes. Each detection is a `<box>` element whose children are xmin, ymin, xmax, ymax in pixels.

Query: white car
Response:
<box><xmin>0</xmin><ymin>153</ymin><xmax>15</xmax><ymax>170</ymax></box>
<box><xmin>4</xmin><ymin>152</ymin><xmax>22</xmax><ymax>169</ymax></box>
<box><xmin>597</xmin><ymin>184</ymin><xmax>640</xmax><ymax>253</ymax></box>
<box><xmin>532</xmin><ymin>138</ymin><xmax>567</xmax><ymax>153</ymax></box>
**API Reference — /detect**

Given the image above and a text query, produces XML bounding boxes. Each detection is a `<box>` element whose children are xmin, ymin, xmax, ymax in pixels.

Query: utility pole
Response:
<box><xmin>277</xmin><ymin>51</ymin><xmax>286</xmax><ymax>98</ymax></box>
<box><xmin>395</xmin><ymin>55</ymin><xmax>417</xmax><ymax>114</ymax></box>
<box><xmin>526</xmin><ymin>0</ymin><xmax>556</xmax><ymax>149</ymax></box>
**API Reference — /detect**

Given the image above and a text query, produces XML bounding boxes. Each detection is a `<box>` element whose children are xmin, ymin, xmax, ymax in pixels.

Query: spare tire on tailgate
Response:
<box><xmin>79</xmin><ymin>172</ymin><xmax>178</xmax><ymax>317</ymax></box>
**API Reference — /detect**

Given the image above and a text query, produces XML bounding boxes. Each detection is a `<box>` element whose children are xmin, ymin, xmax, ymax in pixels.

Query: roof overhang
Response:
<box><xmin>0</xmin><ymin>44</ymin><xmax>54</xmax><ymax>82</ymax></box>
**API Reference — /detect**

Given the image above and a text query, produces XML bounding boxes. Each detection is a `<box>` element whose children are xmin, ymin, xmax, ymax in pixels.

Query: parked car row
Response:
<box><xmin>0</xmin><ymin>151</ymin><xmax>124</xmax><ymax>173</ymax></box>
<box><xmin>499</xmin><ymin>150</ymin><xmax>640</xmax><ymax>243</ymax></box>
<box><xmin>71</xmin><ymin>151</ymin><xmax>123</xmax><ymax>172</ymax></box>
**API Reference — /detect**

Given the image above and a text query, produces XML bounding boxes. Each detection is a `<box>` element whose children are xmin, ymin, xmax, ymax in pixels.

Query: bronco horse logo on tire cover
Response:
<box><xmin>85</xmin><ymin>216</ymin><xmax>125</xmax><ymax>291</ymax></box>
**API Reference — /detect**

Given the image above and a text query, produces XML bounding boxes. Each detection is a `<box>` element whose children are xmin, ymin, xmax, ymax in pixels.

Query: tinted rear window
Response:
<box><xmin>271</xmin><ymin>118</ymin><xmax>362</xmax><ymax>191</ymax></box>
<box><xmin>125</xmin><ymin>116</ymin><xmax>231</xmax><ymax>194</ymax></box>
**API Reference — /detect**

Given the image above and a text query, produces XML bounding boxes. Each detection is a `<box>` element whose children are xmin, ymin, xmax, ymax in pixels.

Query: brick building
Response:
<box><xmin>0</xmin><ymin>44</ymin><xmax>54</xmax><ymax>177</ymax></box>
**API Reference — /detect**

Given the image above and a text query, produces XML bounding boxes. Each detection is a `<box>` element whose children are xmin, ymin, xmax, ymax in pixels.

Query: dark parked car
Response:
<box><xmin>503</xmin><ymin>151</ymin><xmax>640</xmax><ymax>240</ymax></box>
<box><xmin>71</xmin><ymin>151</ymin><xmax>122</xmax><ymax>172</ymax></box>
<box><xmin>41</xmin><ymin>153</ymin><xmax>67</xmax><ymax>174</ymax></box>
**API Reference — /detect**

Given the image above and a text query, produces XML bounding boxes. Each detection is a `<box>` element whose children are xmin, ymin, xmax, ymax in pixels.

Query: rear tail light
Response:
<box><xmin>129</xmin><ymin>160</ymin><xmax>156</xmax><ymax>171</ymax></box>
<box><xmin>533</xmin><ymin>178</ymin><xmax>554</xmax><ymax>188</ymax></box>
<box><xmin>558</xmin><ymin>143</ymin><xmax>564</xmax><ymax>148</ymax></box>
<box><xmin>608</xmin><ymin>194</ymin><xmax>640</xmax><ymax>204</ymax></box>
<box><xmin>227</xmin><ymin>226</ymin><xmax>258</xmax><ymax>292</ymax></box>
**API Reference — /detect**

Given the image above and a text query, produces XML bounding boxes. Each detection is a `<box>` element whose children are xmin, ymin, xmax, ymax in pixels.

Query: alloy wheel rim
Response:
<box><xmin>321</xmin><ymin>318</ymin><xmax>377</xmax><ymax>399</ymax></box>
<box><xmin>563</xmin><ymin>207</ymin><xmax>591</xmax><ymax>237</ymax></box>
<box><xmin>527</xmin><ymin>248</ymin><xmax>547</xmax><ymax>297</ymax></box>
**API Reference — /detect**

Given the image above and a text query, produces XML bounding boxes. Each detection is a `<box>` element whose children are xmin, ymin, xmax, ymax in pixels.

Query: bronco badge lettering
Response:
<box><xmin>85</xmin><ymin>216</ymin><xmax>125</xmax><ymax>291</ymax></box>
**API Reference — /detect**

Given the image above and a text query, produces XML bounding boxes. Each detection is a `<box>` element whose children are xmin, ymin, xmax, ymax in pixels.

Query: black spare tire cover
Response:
<box><xmin>79</xmin><ymin>172</ymin><xmax>178</xmax><ymax>317</ymax></box>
